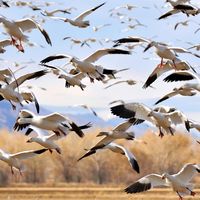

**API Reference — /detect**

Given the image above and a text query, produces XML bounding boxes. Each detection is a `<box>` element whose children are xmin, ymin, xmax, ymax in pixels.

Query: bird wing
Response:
<box><xmin>83</xmin><ymin>48</ymin><xmax>130</xmax><ymax>63</ymax></box>
<box><xmin>25</xmin><ymin>126</ymin><xmax>49</xmax><ymax>137</ymax></box>
<box><xmin>40</xmin><ymin>54</ymin><xmax>71</xmax><ymax>63</ymax></box>
<box><xmin>158</xmin><ymin>9</ymin><xmax>180</xmax><ymax>20</ymax></box>
<box><xmin>0</xmin><ymin>39</ymin><xmax>11</xmax><ymax>47</ymax></box>
<box><xmin>173</xmin><ymin>163</ymin><xmax>200</xmax><ymax>183</ymax></box>
<box><xmin>15</xmin><ymin>18</ymin><xmax>52</xmax><ymax>45</ymax></box>
<box><xmin>155</xmin><ymin>91</ymin><xmax>178</xmax><ymax>105</ymax></box>
<box><xmin>113</xmin><ymin>118</ymin><xmax>135</xmax><ymax>131</ymax></box>
<box><xmin>143</xmin><ymin>62</ymin><xmax>172</xmax><ymax>88</ymax></box>
<box><xmin>74</xmin><ymin>2</ymin><xmax>105</xmax><ymax>21</ymax></box>
<box><xmin>167</xmin><ymin>111</ymin><xmax>188</xmax><ymax>126</ymax></box>
<box><xmin>108</xmin><ymin>143</ymin><xmax>140</xmax><ymax>173</ymax></box>
<box><xmin>169</xmin><ymin>47</ymin><xmax>200</xmax><ymax>58</ymax></box>
<box><xmin>74</xmin><ymin>72</ymin><xmax>86</xmax><ymax>80</ymax></box>
<box><xmin>44</xmin><ymin>113</ymin><xmax>67</xmax><ymax>122</ymax></box>
<box><xmin>124</xmin><ymin>174</ymin><xmax>167</xmax><ymax>193</ymax></box>
<box><xmin>104</xmin><ymin>80</ymin><xmax>126</xmax><ymax>89</ymax></box>
<box><xmin>163</xmin><ymin>71</ymin><xmax>198</xmax><ymax>82</ymax></box>
<box><xmin>110</xmin><ymin>103</ymin><xmax>153</xmax><ymax>123</ymax></box>
<box><xmin>9</xmin><ymin>70</ymin><xmax>48</xmax><ymax>89</ymax></box>
<box><xmin>92</xmin><ymin>136</ymin><xmax>114</xmax><ymax>150</ymax></box>
<box><xmin>11</xmin><ymin>149</ymin><xmax>47</xmax><ymax>160</ymax></box>
<box><xmin>0</xmin><ymin>68</ymin><xmax>12</xmax><ymax>76</ymax></box>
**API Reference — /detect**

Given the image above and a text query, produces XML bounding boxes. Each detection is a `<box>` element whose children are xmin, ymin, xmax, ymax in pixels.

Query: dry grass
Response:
<box><xmin>0</xmin><ymin>186</ymin><xmax>199</xmax><ymax>200</ymax></box>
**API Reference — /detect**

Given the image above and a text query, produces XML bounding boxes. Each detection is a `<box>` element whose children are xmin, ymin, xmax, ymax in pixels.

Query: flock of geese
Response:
<box><xmin>0</xmin><ymin>0</ymin><xmax>200</xmax><ymax>199</ymax></box>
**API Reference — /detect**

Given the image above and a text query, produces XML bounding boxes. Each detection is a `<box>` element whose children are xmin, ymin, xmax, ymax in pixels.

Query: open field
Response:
<box><xmin>0</xmin><ymin>186</ymin><xmax>200</xmax><ymax>200</ymax></box>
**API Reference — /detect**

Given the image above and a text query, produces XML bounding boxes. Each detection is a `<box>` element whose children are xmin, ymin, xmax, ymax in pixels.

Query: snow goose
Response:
<box><xmin>0</xmin><ymin>148</ymin><xmax>47</xmax><ymax>175</ymax></box>
<box><xmin>110</xmin><ymin>103</ymin><xmax>178</xmax><ymax>137</ymax></box>
<box><xmin>25</xmin><ymin>126</ymin><xmax>63</xmax><ymax>154</ymax></box>
<box><xmin>40</xmin><ymin>48</ymin><xmax>131</xmax><ymax>82</ymax></box>
<box><xmin>158</xmin><ymin>2</ymin><xmax>199</xmax><ymax>20</ymax></box>
<box><xmin>155</xmin><ymin>83</ymin><xmax>199</xmax><ymax>105</ymax></box>
<box><xmin>104</xmin><ymin>79</ymin><xmax>137</xmax><ymax>89</ymax></box>
<box><xmin>143</xmin><ymin>42</ymin><xmax>200</xmax><ymax>68</ymax></box>
<box><xmin>163</xmin><ymin>71</ymin><xmax>200</xmax><ymax>82</ymax></box>
<box><xmin>78</xmin><ymin>142</ymin><xmax>140</xmax><ymax>173</ymax></box>
<box><xmin>92</xmin><ymin>24</ymin><xmax>111</xmax><ymax>32</ymax></box>
<box><xmin>41</xmin><ymin>9</ymin><xmax>71</xmax><ymax>16</ymax></box>
<box><xmin>0</xmin><ymin>70</ymin><xmax>48</xmax><ymax>111</ymax></box>
<box><xmin>143</xmin><ymin>59</ymin><xmax>195</xmax><ymax>88</ymax></box>
<box><xmin>13</xmin><ymin>109</ymin><xmax>91</xmax><ymax>137</ymax></box>
<box><xmin>125</xmin><ymin>163</ymin><xmax>200</xmax><ymax>200</ymax></box>
<box><xmin>0</xmin><ymin>16</ymin><xmax>52</xmax><ymax>52</ymax></box>
<box><xmin>50</xmin><ymin>3</ymin><xmax>105</xmax><ymax>28</ymax></box>
<box><xmin>174</xmin><ymin>20</ymin><xmax>190</xmax><ymax>30</ymax></box>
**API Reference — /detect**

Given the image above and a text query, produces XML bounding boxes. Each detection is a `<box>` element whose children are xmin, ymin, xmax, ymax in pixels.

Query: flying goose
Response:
<box><xmin>78</xmin><ymin>142</ymin><xmax>140</xmax><ymax>173</ymax></box>
<box><xmin>92</xmin><ymin>24</ymin><xmax>111</xmax><ymax>32</ymax></box>
<box><xmin>0</xmin><ymin>148</ymin><xmax>47</xmax><ymax>175</ymax></box>
<box><xmin>174</xmin><ymin>20</ymin><xmax>191</xmax><ymax>30</ymax></box>
<box><xmin>110</xmin><ymin>103</ymin><xmax>182</xmax><ymax>137</ymax></box>
<box><xmin>163</xmin><ymin>71</ymin><xmax>200</xmax><ymax>82</ymax></box>
<box><xmin>78</xmin><ymin>104</ymin><xmax>98</xmax><ymax>117</ymax></box>
<box><xmin>25</xmin><ymin>126</ymin><xmax>63</xmax><ymax>154</ymax></box>
<box><xmin>125</xmin><ymin>163</ymin><xmax>200</xmax><ymax>200</ymax></box>
<box><xmin>41</xmin><ymin>9</ymin><xmax>71</xmax><ymax>16</ymax></box>
<box><xmin>158</xmin><ymin>2</ymin><xmax>200</xmax><ymax>20</ymax></box>
<box><xmin>155</xmin><ymin>83</ymin><xmax>200</xmax><ymax>105</ymax></box>
<box><xmin>0</xmin><ymin>70</ymin><xmax>48</xmax><ymax>111</ymax></box>
<box><xmin>13</xmin><ymin>109</ymin><xmax>91</xmax><ymax>137</ymax></box>
<box><xmin>143</xmin><ymin>59</ymin><xmax>195</xmax><ymax>88</ymax></box>
<box><xmin>104</xmin><ymin>79</ymin><xmax>137</xmax><ymax>89</ymax></box>
<box><xmin>0</xmin><ymin>16</ymin><xmax>52</xmax><ymax>52</ymax></box>
<box><xmin>50</xmin><ymin>3</ymin><xmax>105</xmax><ymax>28</ymax></box>
<box><xmin>40</xmin><ymin>48</ymin><xmax>131</xmax><ymax>82</ymax></box>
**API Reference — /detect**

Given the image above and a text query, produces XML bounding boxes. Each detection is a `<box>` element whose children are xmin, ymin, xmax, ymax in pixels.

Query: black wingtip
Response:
<box><xmin>34</xmin><ymin>149</ymin><xmax>48</xmax><ymax>154</ymax></box>
<box><xmin>124</xmin><ymin>182</ymin><xmax>151</xmax><ymax>194</ymax></box>
<box><xmin>143</xmin><ymin>74</ymin><xmax>157</xmax><ymax>89</ymax></box>
<box><xmin>70</xmin><ymin>122</ymin><xmax>84</xmax><ymax>138</ymax></box>
<box><xmin>77</xmin><ymin>149</ymin><xmax>96</xmax><ymax>161</ymax></box>
<box><xmin>154</xmin><ymin>96</ymin><xmax>169</xmax><ymax>105</ymax></box>
<box><xmin>185</xmin><ymin>120</ymin><xmax>190</xmax><ymax>132</ymax></box>
<box><xmin>130</xmin><ymin>158</ymin><xmax>140</xmax><ymax>173</ymax></box>
<box><xmin>25</xmin><ymin>128</ymin><xmax>33</xmax><ymax>136</ymax></box>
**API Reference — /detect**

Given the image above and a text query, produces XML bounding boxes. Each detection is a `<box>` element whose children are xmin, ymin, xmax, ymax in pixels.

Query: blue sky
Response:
<box><xmin>0</xmin><ymin>0</ymin><xmax>200</xmax><ymax>120</ymax></box>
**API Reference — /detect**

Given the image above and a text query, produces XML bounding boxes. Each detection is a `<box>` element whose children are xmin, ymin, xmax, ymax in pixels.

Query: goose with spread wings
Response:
<box><xmin>155</xmin><ymin>83</ymin><xmax>200</xmax><ymax>105</ymax></box>
<box><xmin>25</xmin><ymin>126</ymin><xmax>64</xmax><ymax>154</ymax></box>
<box><xmin>78</xmin><ymin>142</ymin><xmax>140</xmax><ymax>173</ymax></box>
<box><xmin>104</xmin><ymin>79</ymin><xmax>137</xmax><ymax>89</ymax></box>
<box><xmin>0</xmin><ymin>148</ymin><xmax>48</xmax><ymax>175</ymax></box>
<box><xmin>0</xmin><ymin>70</ymin><xmax>48</xmax><ymax>112</ymax></box>
<box><xmin>125</xmin><ymin>163</ymin><xmax>200</xmax><ymax>200</ymax></box>
<box><xmin>50</xmin><ymin>3</ymin><xmax>105</xmax><ymax>28</ymax></box>
<box><xmin>0</xmin><ymin>16</ymin><xmax>52</xmax><ymax>52</ymax></box>
<box><xmin>13</xmin><ymin>109</ymin><xmax>91</xmax><ymax>138</ymax></box>
<box><xmin>143</xmin><ymin>59</ymin><xmax>195</xmax><ymax>88</ymax></box>
<box><xmin>40</xmin><ymin>48</ymin><xmax>131</xmax><ymax>82</ymax></box>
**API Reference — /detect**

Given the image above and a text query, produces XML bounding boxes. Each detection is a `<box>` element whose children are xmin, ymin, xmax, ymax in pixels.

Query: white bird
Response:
<box><xmin>174</xmin><ymin>20</ymin><xmax>190</xmax><ymax>30</ymax></box>
<box><xmin>125</xmin><ymin>163</ymin><xmax>200</xmax><ymax>200</ymax></box>
<box><xmin>0</xmin><ymin>70</ymin><xmax>48</xmax><ymax>111</ymax></box>
<box><xmin>0</xmin><ymin>148</ymin><xmax>47</xmax><ymax>175</ymax></box>
<box><xmin>158</xmin><ymin>3</ymin><xmax>200</xmax><ymax>20</ymax></box>
<box><xmin>0</xmin><ymin>16</ymin><xmax>52</xmax><ymax>52</ymax></box>
<box><xmin>78</xmin><ymin>142</ymin><xmax>140</xmax><ymax>174</ymax></box>
<box><xmin>155</xmin><ymin>83</ymin><xmax>200</xmax><ymax>105</ymax></box>
<box><xmin>104</xmin><ymin>79</ymin><xmax>137</xmax><ymax>89</ymax></box>
<box><xmin>40</xmin><ymin>48</ymin><xmax>131</xmax><ymax>82</ymax></box>
<box><xmin>92</xmin><ymin>24</ymin><xmax>111</xmax><ymax>32</ymax></box>
<box><xmin>163</xmin><ymin>71</ymin><xmax>200</xmax><ymax>82</ymax></box>
<box><xmin>50</xmin><ymin>3</ymin><xmax>105</xmax><ymax>28</ymax></box>
<box><xmin>143</xmin><ymin>59</ymin><xmax>196</xmax><ymax>88</ymax></box>
<box><xmin>13</xmin><ymin>109</ymin><xmax>91</xmax><ymax>137</ymax></box>
<box><xmin>41</xmin><ymin>9</ymin><xmax>71</xmax><ymax>16</ymax></box>
<box><xmin>25</xmin><ymin>126</ymin><xmax>63</xmax><ymax>154</ymax></box>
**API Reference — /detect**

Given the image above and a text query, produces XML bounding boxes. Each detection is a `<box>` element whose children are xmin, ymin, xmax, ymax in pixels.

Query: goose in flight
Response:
<box><xmin>25</xmin><ymin>126</ymin><xmax>64</xmax><ymax>154</ymax></box>
<box><xmin>0</xmin><ymin>148</ymin><xmax>47</xmax><ymax>175</ymax></box>
<box><xmin>125</xmin><ymin>163</ymin><xmax>200</xmax><ymax>200</ymax></box>
<box><xmin>158</xmin><ymin>2</ymin><xmax>200</xmax><ymax>20</ymax></box>
<box><xmin>13</xmin><ymin>109</ymin><xmax>91</xmax><ymax>137</ymax></box>
<box><xmin>0</xmin><ymin>70</ymin><xmax>48</xmax><ymax>111</ymax></box>
<box><xmin>104</xmin><ymin>79</ymin><xmax>137</xmax><ymax>89</ymax></box>
<box><xmin>40</xmin><ymin>48</ymin><xmax>131</xmax><ymax>82</ymax></box>
<box><xmin>78</xmin><ymin>142</ymin><xmax>140</xmax><ymax>173</ymax></box>
<box><xmin>110</xmin><ymin>103</ymin><xmax>189</xmax><ymax>137</ymax></box>
<box><xmin>163</xmin><ymin>71</ymin><xmax>200</xmax><ymax>82</ymax></box>
<box><xmin>50</xmin><ymin>3</ymin><xmax>105</xmax><ymax>28</ymax></box>
<box><xmin>78</xmin><ymin>104</ymin><xmax>98</xmax><ymax>117</ymax></box>
<box><xmin>155</xmin><ymin>83</ymin><xmax>200</xmax><ymax>105</ymax></box>
<box><xmin>92</xmin><ymin>24</ymin><xmax>111</xmax><ymax>32</ymax></box>
<box><xmin>0</xmin><ymin>16</ymin><xmax>52</xmax><ymax>52</ymax></box>
<box><xmin>143</xmin><ymin>59</ymin><xmax>195</xmax><ymax>88</ymax></box>
<box><xmin>41</xmin><ymin>9</ymin><xmax>71</xmax><ymax>16</ymax></box>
